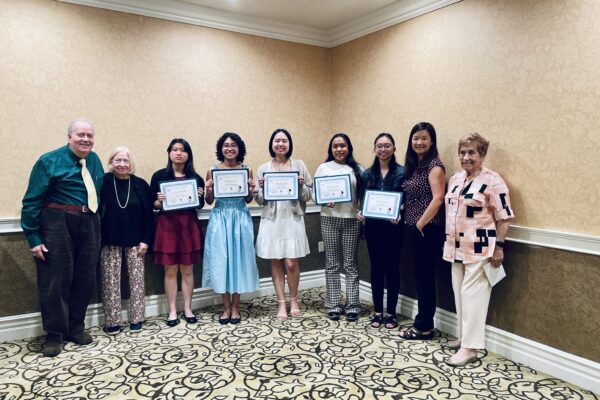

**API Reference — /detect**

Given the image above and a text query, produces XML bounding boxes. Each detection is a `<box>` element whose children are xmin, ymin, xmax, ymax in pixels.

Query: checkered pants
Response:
<box><xmin>321</xmin><ymin>216</ymin><xmax>361</xmax><ymax>313</ymax></box>
<box><xmin>100</xmin><ymin>245</ymin><xmax>146</xmax><ymax>326</ymax></box>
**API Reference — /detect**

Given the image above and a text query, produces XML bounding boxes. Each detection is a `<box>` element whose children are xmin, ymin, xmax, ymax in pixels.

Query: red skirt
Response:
<box><xmin>153</xmin><ymin>210</ymin><xmax>203</xmax><ymax>265</ymax></box>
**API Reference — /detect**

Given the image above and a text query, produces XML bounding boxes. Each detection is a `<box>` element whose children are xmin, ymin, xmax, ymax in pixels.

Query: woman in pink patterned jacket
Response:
<box><xmin>443</xmin><ymin>132</ymin><xmax>514</xmax><ymax>366</ymax></box>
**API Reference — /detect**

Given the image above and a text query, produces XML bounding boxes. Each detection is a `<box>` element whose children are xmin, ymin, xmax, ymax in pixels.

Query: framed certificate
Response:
<box><xmin>263</xmin><ymin>171</ymin><xmax>299</xmax><ymax>201</ymax></box>
<box><xmin>314</xmin><ymin>174</ymin><xmax>352</xmax><ymax>205</ymax></box>
<box><xmin>362</xmin><ymin>190</ymin><xmax>403</xmax><ymax>220</ymax></box>
<box><xmin>212</xmin><ymin>168</ymin><xmax>249</xmax><ymax>198</ymax></box>
<box><xmin>160</xmin><ymin>179</ymin><xmax>200</xmax><ymax>211</ymax></box>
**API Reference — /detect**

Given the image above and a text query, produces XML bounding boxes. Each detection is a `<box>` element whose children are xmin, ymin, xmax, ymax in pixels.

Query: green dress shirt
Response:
<box><xmin>21</xmin><ymin>145</ymin><xmax>104</xmax><ymax>248</ymax></box>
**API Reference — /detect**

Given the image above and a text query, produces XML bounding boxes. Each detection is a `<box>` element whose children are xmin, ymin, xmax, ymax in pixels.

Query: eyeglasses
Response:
<box><xmin>223</xmin><ymin>144</ymin><xmax>238</xmax><ymax>149</ymax></box>
<box><xmin>375</xmin><ymin>144</ymin><xmax>393</xmax><ymax>150</ymax></box>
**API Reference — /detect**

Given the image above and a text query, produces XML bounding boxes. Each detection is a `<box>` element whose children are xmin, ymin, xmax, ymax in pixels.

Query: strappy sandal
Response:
<box><xmin>398</xmin><ymin>326</ymin><xmax>434</xmax><ymax>340</ymax></box>
<box><xmin>277</xmin><ymin>299</ymin><xmax>288</xmax><ymax>321</ymax></box>
<box><xmin>290</xmin><ymin>297</ymin><xmax>301</xmax><ymax>317</ymax></box>
<box><xmin>385</xmin><ymin>315</ymin><xmax>398</xmax><ymax>329</ymax></box>
<box><xmin>370</xmin><ymin>313</ymin><xmax>383</xmax><ymax>328</ymax></box>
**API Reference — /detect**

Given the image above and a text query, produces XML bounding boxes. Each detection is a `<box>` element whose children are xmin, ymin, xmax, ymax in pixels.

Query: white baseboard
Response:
<box><xmin>0</xmin><ymin>269</ymin><xmax>324</xmax><ymax>342</ymax></box>
<box><xmin>355</xmin><ymin>279</ymin><xmax>600</xmax><ymax>394</ymax></box>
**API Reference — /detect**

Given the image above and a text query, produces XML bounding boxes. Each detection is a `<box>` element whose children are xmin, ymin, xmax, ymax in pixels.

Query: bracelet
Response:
<box><xmin>496</xmin><ymin>241</ymin><xmax>505</xmax><ymax>248</ymax></box>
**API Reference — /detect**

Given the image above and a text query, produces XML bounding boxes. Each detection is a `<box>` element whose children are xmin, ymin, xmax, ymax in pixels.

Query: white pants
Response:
<box><xmin>452</xmin><ymin>259</ymin><xmax>492</xmax><ymax>349</ymax></box>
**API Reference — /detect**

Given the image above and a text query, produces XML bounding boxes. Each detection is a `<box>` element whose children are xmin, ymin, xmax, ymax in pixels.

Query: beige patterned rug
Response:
<box><xmin>0</xmin><ymin>287</ymin><xmax>596</xmax><ymax>399</ymax></box>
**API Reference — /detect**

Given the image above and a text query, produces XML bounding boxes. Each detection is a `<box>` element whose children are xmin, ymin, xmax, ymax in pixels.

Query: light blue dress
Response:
<box><xmin>202</xmin><ymin>166</ymin><xmax>259</xmax><ymax>294</ymax></box>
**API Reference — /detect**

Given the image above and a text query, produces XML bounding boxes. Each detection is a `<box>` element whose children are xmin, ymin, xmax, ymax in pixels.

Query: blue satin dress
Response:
<box><xmin>202</xmin><ymin>194</ymin><xmax>259</xmax><ymax>294</ymax></box>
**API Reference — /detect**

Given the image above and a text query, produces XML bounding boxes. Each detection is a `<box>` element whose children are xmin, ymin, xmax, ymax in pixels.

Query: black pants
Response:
<box><xmin>35</xmin><ymin>208</ymin><xmax>100</xmax><ymax>342</ymax></box>
<box><xmin>407</xmin><ymin>223</ymin><xmax>444</xmax><ymax>331</ymax></box>
<box><xmin>365</xmin><ymin>219</ymin><xmax>404</xmax><ymax>315</ymax></box>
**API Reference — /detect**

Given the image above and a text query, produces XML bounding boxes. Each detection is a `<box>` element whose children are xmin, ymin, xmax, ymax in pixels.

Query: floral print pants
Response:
<box><xmin>100</xmin><ymin>245</ymin><xmax>145</xmax><ymax>326</ymax></box>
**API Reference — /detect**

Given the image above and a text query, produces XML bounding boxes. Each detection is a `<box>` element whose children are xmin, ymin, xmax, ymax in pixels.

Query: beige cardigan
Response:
<box><xmin>254</xmin><ymin>159</ymin><xmax>313</xmax><ymax>220</ymax></box>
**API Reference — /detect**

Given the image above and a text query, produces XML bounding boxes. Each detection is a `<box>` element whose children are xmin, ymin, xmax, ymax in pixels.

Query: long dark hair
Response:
<box><xmin>216</xmin><ymin>132</ymin><xmax>246</xmax><ymax>162</ymax></box>
<box><xmin>325</xmin><ymin>133</ymin><xmax>363</xmax><ymax>197</ymax></box>
<box><xmin>268</xmin><ymin>128</ymin><xmax>293</xmax><ymax>158</ymax></box>
<box><xmin>367</xmin><ymin>132</ymin><xmax>398</xmax><ymax>189</ymax></box>
<box><xmin>165</xmin><ymin>138</ymin><xmax>198</xmax><ymax>179</ymax></box>
<box><xmin>404</xmin><ymin>122</ymin><xmax>439</xmax><ymax>179</ymax></box>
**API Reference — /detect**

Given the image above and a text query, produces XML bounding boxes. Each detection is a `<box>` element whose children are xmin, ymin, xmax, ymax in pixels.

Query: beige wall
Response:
<box><xmin>331</xmin><ymin>0</ymin><xmax>600</xmax><ymax>235</ymax></box>
<box><xmin>3</xmin><ymin>0</ymin><xmax>600</xmax><ymax>236</ymax></box>
<box><xmin>0</xmin><ymin>0</ymin><xmax>330</xmax><ymax>216</ymax></box>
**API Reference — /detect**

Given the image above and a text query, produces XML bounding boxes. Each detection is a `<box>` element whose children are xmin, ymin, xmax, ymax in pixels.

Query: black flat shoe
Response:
<box><xmin>42</xmin><ymin>341</ymin><xmax>62</xmax><ymax>357</ymax></box>
<box><xmin>229</xmin><ymin>316</ymin><xmax>241</xmax><ymax>325</ymax></box>
<box><xmin>129</xmin><ymin>322</ymin><xmax>143</xmax><ymax>332</ymax></box>
<box><xmin>166</xmin><ymin>318</ymin><xmax>180</xmax><ymax>327</ymax></box>
<box><xmin>398</xmin><ymin>326</ymin><xmax>434</xmax><ymax>340</ymax></box>
<box><xmin>327</xmin><ymin>311</ymin><xmax>341</xmax><ymax>321</ymax></box>
<box><xmin>346</xmin><ymin>312</ymin><xmax>359</xmax><ymax>322</ymax></box>
<box><xmin>219</xmin><ymin>317</ymin><xmax>230</xmax><ymax>325</ymax></box>
<box><xmin>181</xmin><ymin>313</ymin><xmax>197</xmax><ymax>324</ymax></box>
<box><xmin>67</xmin><ymin>332</ymin><xmax>93</xmax><ymax>345</ymax></box>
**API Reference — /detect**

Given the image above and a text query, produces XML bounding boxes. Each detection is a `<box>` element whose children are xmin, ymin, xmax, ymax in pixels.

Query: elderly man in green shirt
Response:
<box><xmin>21</xmin><ymin>119</ymin><xmax>104</xmax><ymax>357</ymax></box>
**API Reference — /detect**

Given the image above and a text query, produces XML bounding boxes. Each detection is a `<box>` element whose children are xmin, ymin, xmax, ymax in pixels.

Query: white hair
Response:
<box><xmin>67</xmin><ymin>118</ymin><xmax>94</xmax><ymax>136</ymax></box>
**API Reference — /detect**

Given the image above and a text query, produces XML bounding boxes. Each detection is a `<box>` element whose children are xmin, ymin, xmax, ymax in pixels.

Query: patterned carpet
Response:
<box><xmin>0</xmin><ymin>287</ymin><xmax>596</xmax><ymax>399</ymax></box>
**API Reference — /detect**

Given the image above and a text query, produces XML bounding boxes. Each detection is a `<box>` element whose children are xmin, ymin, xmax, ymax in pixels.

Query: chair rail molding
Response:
<box><xmin>3</xmin><ymin>215</ymin><xmax>598</xmax><ymax>256</ymax></box>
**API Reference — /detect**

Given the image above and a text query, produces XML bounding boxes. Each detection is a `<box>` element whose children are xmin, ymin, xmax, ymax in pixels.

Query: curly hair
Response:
<box><xmin>216</xmin><ymin>132</ymin><xmax>246</xmax><ymax>162</ymax></box>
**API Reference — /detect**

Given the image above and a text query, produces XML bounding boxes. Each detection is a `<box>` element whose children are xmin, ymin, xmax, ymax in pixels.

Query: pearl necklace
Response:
<box><xmin>113</xmin><ymin>175</ymin><xmax>131</xmax><ymax>209</ymax></box>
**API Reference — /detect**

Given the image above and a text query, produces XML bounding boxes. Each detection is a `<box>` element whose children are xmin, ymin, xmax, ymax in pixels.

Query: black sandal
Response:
<box><xmin>370</xmin><ymin>314</ymin><xmax>383</xmax><ymax>328</ymax></box>
<box><xmin>385</xmin><ymin>315</ymin><xmax>398</xmax><ymax>329</ymax></box>
<box><xmin>398</xmin><ymin>326</ymin><xmax>434</xmax><ymax>340</ymax></box>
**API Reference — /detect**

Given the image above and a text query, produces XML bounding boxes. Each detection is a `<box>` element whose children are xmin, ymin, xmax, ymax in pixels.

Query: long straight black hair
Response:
<box><xmin>366</xmin><ymin>132</ymin><xmax>398</xmax><ymax>189</ymax></box>
<box><xmin>325</xmin><ymin>133</ymin><xmax>363</xmax><ymax>197</ymax></box>
<box><xmin>403</xmin><ymin>122</ymin><xmax>439</xmax><ymax>179</ymax></box>
<box><xmin>165</xmin><ymin>138</ymin><xmax>199</xmax><ymax>179</ymax></box>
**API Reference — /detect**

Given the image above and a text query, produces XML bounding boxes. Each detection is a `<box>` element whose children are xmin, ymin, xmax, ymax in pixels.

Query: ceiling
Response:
<box><xmin>57</xmin><ymin>0</ymin><xmax>461</xmax><ymax>47</ymax></box>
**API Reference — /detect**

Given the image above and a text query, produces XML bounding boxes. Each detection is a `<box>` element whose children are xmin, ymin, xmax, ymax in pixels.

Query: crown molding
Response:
<box><xmin>56</xmin><ymin>0</ymin><xmax>461</xmax><ymax>48</ymax></box>
<box><xmin>328</xmin><ymin>0</ymin><xmax>462</xmax><ymax>47</ymax></box>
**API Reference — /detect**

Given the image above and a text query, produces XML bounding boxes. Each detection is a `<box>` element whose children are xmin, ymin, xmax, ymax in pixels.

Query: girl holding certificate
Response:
<box><xmin>202</xmin><ymin>132</ymin><xmax>259</xmax><ymax>325</ymax></box>
<box><xmin>358</xmin><ymin>133</ymin><xmax>405</xmax><ymax>330</ymax></box>
<box><xmin>151</xmin><ymin>138</ymin><xmax>205</xmax><ymax>327</ymax></box>
<box><xmin>443</xmin><ymin>133</ymin><xmax>513</xmax><ymax>366</ymax></box>
<box><xmin>398</xmin><ymin>122</ymin><xmax>445</xmax><ymax>341</ymax></box>
<box><xmin>255</xmin><ymin>128</ymin><xmax>312</xmax><ymax>321</ymax></box>
<box><xmin>314</xmin><ymin>133</ymin><xmax>364</xmax><ymax>322</ymax></box>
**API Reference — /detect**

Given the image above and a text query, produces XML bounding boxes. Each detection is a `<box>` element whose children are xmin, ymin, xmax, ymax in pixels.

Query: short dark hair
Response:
<box><xmin>165</xmin><ymin>138</ymin><xmax>198</xmax><ymax>179</ymax></box>
<box><xmin>404</xmin><ymin>122</ymin><xmax>439</xmax><ymax>179</ymax></box>
<box><xmin>216</xmin><ymin>132</ymin><xmax>246</xmax><ymax>162</ymax></box>
<box><xmin>268</xmin><ymin>128</ymin><xmax>293</xmax><ymax>158</ymax></box>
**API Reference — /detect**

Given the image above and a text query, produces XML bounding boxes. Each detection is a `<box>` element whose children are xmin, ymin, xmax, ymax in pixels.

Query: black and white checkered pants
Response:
<box><xmin>321</xmin><ymin>216</ymin><xmax>361</xmax><ymax>313</ymax></box>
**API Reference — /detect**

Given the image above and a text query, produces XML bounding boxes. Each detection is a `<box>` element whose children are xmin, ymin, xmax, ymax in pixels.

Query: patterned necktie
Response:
<box><xmin>79</xmin><ymin>158</ymin><xmax>98</xmax><ymax>212</ymax></box>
